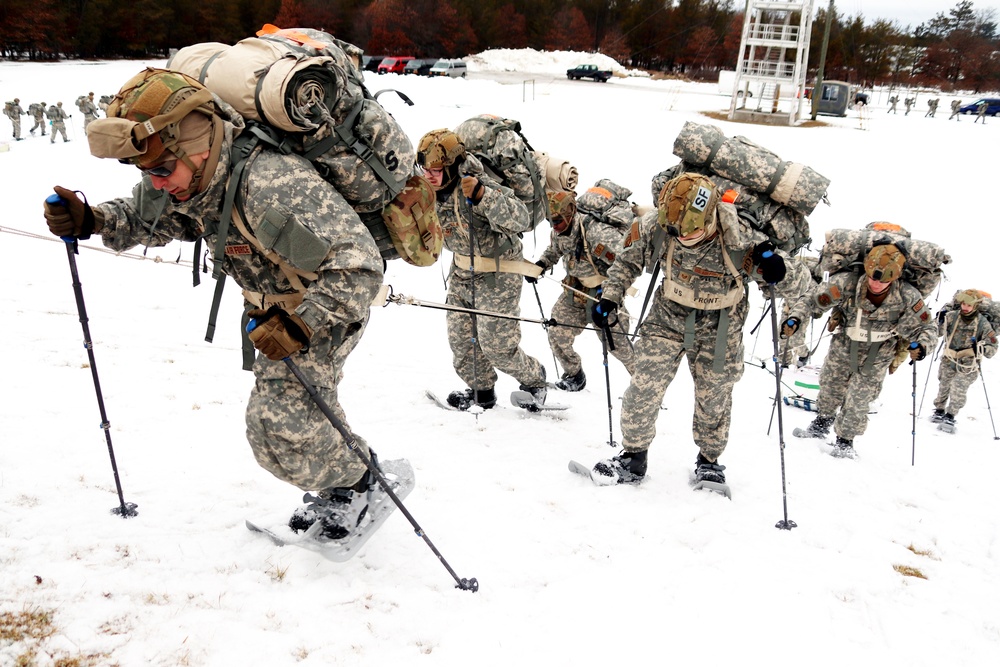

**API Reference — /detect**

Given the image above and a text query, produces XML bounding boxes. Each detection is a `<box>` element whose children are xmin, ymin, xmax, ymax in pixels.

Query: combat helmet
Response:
<box><xmin>417</xmin><ymin>129</ymin><xmax>465</xmax><ymax>169</ymax></box>
<box><xmin>955</xmin><ymin>288</ymin><xmax>985</xmax><ymax>312</ymax></box>
<box><xmin>547</xmin><ymin>190</ymin><xmax>576</xmax><ymax>233</ymax></box>
<box><xmin>864</xmin><ymin>243</ymin><xmax>906</xmax><ymax>283</ymax></box>
<box><xmin>657</xmin><ymin>173</ymin><xmax>719</xmax><ymax>245</ymax></box>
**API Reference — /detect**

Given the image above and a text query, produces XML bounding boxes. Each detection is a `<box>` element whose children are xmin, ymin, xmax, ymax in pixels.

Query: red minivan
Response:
<box><xmin>377</xmin><ymin>56</ymin><xmax>415</xmax><ymax>74</ymax></box>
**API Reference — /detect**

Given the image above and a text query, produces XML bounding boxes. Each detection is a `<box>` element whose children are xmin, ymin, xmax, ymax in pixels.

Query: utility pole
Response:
<box><xmin>811</xmin><ymin>0</ymin><xmax>834</xmax><ymax>121</ymax></box>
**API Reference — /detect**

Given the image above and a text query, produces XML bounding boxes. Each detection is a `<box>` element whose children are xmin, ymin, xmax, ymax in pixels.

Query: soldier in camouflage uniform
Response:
<box><xmin>416</xmin><ymin>128</ymin><xmax>547</xmax><ymax>411</ymax></box>
<box><xmin>528</xmin><ymin>189</ymin><xmax>636</xmax><ymax>391</ymax></box>
<box><xmin>43</xmin><ymin>69</ymin><xmax>385</xmax><ymax>540</ymax></box>
<box><xmin>587</xmin><ymin>173</ymin><xmax>810</xmax><ymax>487</ymax></box>
<box><xmin>79</xmin><ymin>92</ymin><xmax>100</xmax><ymax>135</ymax></box>
<box><xmin>6</xmin><ymin>98</ymin><xmax>25</xmax><ymax>140</ymax></box>
<box><xmin>786</xmin><ymin>243</ymin><xmax>937</xmax><ymax>457</ymax></box>
<box><xmin>931</xmin><ymin>289</ymin><xmax>998</xmax><ymax>431</ymax></box>
<box><xmin>925</xmin><ymin>98</ymin><xmax>939</xmax><ymax>118</ymax></box>
<box><xmin>949</xmin><ymin>99</ymin><xmax>962</xmax><ymax>121</ymax></box>
<box><xmin>975</xmin><ymin>100</ymin><xmax>988</xmax><ymax>124</ymax></box>
<box><xmin>47</xmin><ymin>102</ymin><xmax>70</xmax><ymax>143</ymax></box>
<box><xmin>29</xmin><ymin>101</ymin><xmax>46</xmax><ymax>136</ymax></box>
<box><xmin>904</xmin><ymin>97</ymin><xmax>914</xmax><ymax>115</ymax></box>
<box><xmin>887</xmin><ymin>96</ymin><xmax>898</xmax><ymax>114</ymax></box>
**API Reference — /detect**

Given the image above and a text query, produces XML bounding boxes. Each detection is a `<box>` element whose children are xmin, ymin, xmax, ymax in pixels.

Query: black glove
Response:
<box><xmin>782</xmin><ymin>317</ymin><xmax>799</xmax><ymax>339</ymax></box>
<box><xmin>247</xmin><ymin>306</ymin><xmax>313</xmax><ymax>361</ymax></box>
<box><xmin>43</xmin><ymin>186</ymin><xmax>100</xmax><ymax>239</ymax></box>
<box><xmin>752</xmin><ymin>242</ymin><xmax>786</xmax><ymax>284</ymax></box>
<box><xmin>908</xmin><ymin>342</ymin><xmax>926</xmax><ymax>362</ymax></box>
<box><xmin>592</xmin><ymin>298</ymin><xmax>618</xmax><ymax>327</ymax></box>
<box><xmin>525</xmin><ymin>260</ymin><xmax>547</xmax><ymax>284</ymax></box>
<box><xmin>936</xmin><ymin>309</ymin><xmax>947</xmax><ymax>325</ymax></box>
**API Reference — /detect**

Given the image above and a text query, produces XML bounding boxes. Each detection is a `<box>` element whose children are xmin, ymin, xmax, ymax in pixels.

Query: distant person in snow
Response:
<box><xmin>904</xmin><ymin>97</ymin><xmax>914</xmax><ymax>115</ymax></box>
<box><xmin>79</xmin><ymin>92</ymin><xmax>100</xmax><ymax>135</ymax></box>
<box><xmin>887</xmin><ymin>95</ymin><xmax>898</xmax><ymax>114</ymax></box>
<box><xmin>416</xmin><ymin>127</ymin><xmax>548</xmax><ymax>411</ymax></box>
<box><xmin>931</xmin><ymin>290</ymin><xmax>998</xmax><ymax>433</ymax></box>
<box><xmin>585</xmin><ymin>173</ymin><xmax>810</xmax><ymax>489</ymax></box>
<box><xmin>786</xmin><ymin>243</ymin><xmax>937</xmax><ymax>458</ymax></box>
<box><xmin>925</xmin><ymin>98</ymin><xmax>938</xmax><ymax>118</ymax></box>
<box><xmin>949</xmin><ymin>99</ymin><xmax>962</xmax><ymax>121</ymax></box>
<box><xmin>975</xmin><ymin>100</ymin><xmax>988</xmax><ymax>124</ymax></box>
<box><xmin>46</xmin><ymin>102</ymin><xmax>70</xmax><ymax>143</ymax></box>
<box><xmin>29</xmin><ymin>101</ymin><xmax>46</xmax><ymax>136</ymax></box>
<box><xmin>5</xmin><ymin>97</ymin><xmax>25</xmax><ymax>140</ymax></box>
<box><xmin>42</xmin><ymin>69</ymin><xmax>388</xmax><ymax>543</ymax></box>
<box><xmin>527</xmin><ymin>188</ymin><xmax>636</xmax><ymax>392</ymax></box>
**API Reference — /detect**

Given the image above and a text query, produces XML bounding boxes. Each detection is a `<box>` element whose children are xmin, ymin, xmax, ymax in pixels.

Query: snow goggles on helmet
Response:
<box><xmin>139</xmin><ymin>159</ymin><xmax>177</xmax><ymax>178</ymax></box>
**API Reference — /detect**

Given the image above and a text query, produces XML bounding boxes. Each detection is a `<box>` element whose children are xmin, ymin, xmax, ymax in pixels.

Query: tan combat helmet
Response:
<box><xmin>955</xmin><ymin>288</ymin><xmax>985</xmax><ymax>311</ymax></box>
<box><xmin>864</xmin><ymin>243</ymin><xmax>906</xmax><ymax>283</ymax></box>
<box><xmin>416</xmin><ymin>129</ymin><xmax>465</xmax><ymax>169</ymax></box>
<box><xmin>547</xmin><ymin>190</ymin><xmax>576</xmax><ymax>232</ymax></box>
<box><xmin>657</xmin><ymin>173</ymin><xmax>720</xmax><ymax>242</ymax></box>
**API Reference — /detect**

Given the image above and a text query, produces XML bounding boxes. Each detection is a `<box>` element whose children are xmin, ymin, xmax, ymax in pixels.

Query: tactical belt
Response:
<box><xmin>845</xmin><ymin>309</ymin><xmax>896</xmax><ymax>343</ymax></box>
<box><xmin>453</xmin><ymin>254</ymin><xmax>542</xmax><ymax>277</ymax></box>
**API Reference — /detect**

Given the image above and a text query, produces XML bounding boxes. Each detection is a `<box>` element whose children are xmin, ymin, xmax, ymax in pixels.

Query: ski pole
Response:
<box><xmin>599</xmin><ymin>321</ymin><xmax>617</xmax><ymax>448</ymax></box>
<box><xmin>910</xmin><ymin>352</ymin><xmax>918</xmax><ymax>466</ymax></box>
<box><xmin>49</xmin><ymin>193</ymin><xmax>137</xmax><ymax>519</ymax></box>
<box><xmin>530</xmin><ymin>282</ymin><xmax>561</xmax><ymax>378</ymax></box>
<box><xmin>977</xmin><ymin>356</ymin><xmax>1000</xmax><ymax>440</ymax></box>
<box><xmin>281</xmin><ymin>355</ymin><xmax>479</xmax><ymax>592</ymax></box>
<box><xmin>767</xmin><ymin>285</ymin><xmax>795</xmax><ymax>530</ymax></box>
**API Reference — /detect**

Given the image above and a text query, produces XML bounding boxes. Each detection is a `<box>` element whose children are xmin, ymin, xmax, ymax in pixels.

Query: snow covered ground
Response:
<box><xmin>1</xmin><ymin>51</ymin><xmax>999</xmax><ymax>666</ymax></box>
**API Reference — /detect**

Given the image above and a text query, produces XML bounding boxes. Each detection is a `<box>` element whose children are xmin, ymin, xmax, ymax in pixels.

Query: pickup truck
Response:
<box><xmin>566</xmin><ymin>64</ymin><xmax>612</xmax><ymax>82</ymax></box>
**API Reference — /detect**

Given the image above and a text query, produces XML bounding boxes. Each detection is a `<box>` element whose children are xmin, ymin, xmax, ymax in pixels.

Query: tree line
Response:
<box><xmin>2</xmin><ymin>1</ymin><xmax>997</xmax><ymax>92</ymax></box>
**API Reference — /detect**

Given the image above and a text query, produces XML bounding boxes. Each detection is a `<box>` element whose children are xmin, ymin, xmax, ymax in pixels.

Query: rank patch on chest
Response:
<box><xmin>225</xmin><ymin>244</ymin><xmax>253</xmax><ymax>256</ymax></box>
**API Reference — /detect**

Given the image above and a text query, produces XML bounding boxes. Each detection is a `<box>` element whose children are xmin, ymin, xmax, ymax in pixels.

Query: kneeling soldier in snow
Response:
<box><xmin>786</xmin><ymin>243</ymin><xmax>937</xmax><ymax>457</ymax></box>
<box><xmin>42</xmin><ymin>69</ymin><xmax>385</xmax><ymax>541</ymax></box>
<box><xmin>931</xmin><ymin>289</ymin><xmax>998</xmax><ymax>432</ymax></box>
<box><xmin>588</xmin><ymin>173</ymin><xmax>810</xmax><ymax>488</ymax></box>
<box><xmin>417</xmin><ymin>129</ymin><xmax>548</xmax><ymax>411</ymax></box>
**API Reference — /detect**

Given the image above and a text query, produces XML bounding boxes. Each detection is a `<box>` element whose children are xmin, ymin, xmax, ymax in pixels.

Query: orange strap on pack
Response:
<box><xmin>721</xmin><ymin>189</ymin><xmax>739</xmax><ymax>204</ymax></box>
<box><xmin>256</xmin><ymin>24</ymin><xmax>328</xmax><ymax>52</ymax></box>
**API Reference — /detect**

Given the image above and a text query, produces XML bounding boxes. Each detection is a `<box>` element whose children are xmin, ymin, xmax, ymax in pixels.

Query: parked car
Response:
<box><xmin>959</xmin><ymin>98</ymin><xmax>1000</xmax><ymax>116</ymax></box>
<box><xmin>377</xmin><ymin>56</ymin><xmax>415</xmax><ymax>74</ymax></box>
<box><xmin>429</xmin><ymin>59</ymin><xmax>468</xmax><ymax>78</ymax></box>
<box><xmin>403</xmin><ymin>59</ymin><xmax>435</xmax><ymax>76</ymax></box>
<box><xmin>566</xmin><ymin>64</ymin><xmax>612</xmax><ymax>82</ymax></box>
<box><xmin>363</xmin><ymin>56</ymin><xmax>385</xmax><ymax>72</ymax></box>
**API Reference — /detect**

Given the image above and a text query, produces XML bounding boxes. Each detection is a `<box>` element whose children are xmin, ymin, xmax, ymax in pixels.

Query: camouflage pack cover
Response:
<box><xmin>453</xmin><ymin>114</ymin><xmax>547</xmax><ymax>227</ymax></box>
<box><xmin>576</xmin><ymin>179</ymin><xmax>634</xmax><ymax>230</ymax></box>
<box><xmin>168</xmin><ymin>25</ymin><xmax>414</xmax><ymax>215</ymax></box>
<box><xmin>672</xmin><ymin>121</ymin><xmax>830</xmax><ymax>217</ymax></box>
<box><xmin>652</xmin><ymin>161</ymin><xmax>809</xmax><ymax>253</ymax></box>
<box><xmin>380</xmin><ymin>175</ymin><xmax>443</xmax><ymax>266</ymax></box>
<box><xmin>819</xmin><ymin>226</ymin><xmax>951</xmax><ymax>298</ymax></box>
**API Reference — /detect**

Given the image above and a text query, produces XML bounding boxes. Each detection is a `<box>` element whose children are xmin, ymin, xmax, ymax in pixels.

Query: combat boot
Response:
<box><xmin>555</xmin><ymin>368</ymin><xmax>586</xmax><ymax>392</ymax></box>
<box><xmin>592</xmin><ymin>449</ymin><xmax>647</xmax><ymax>486</ymax></box>
<box><xmin>799</xmin><ymin>415</ymin><xmax>834</xmax><ymax>439</ymax></box>
<box><xmin>830</xmin><ymin>436</ymin><xmax>857</xmax><ymax>459</ymax></box>
<box><xmin>288</xmin><ymin>456</ymin><xmax>380</xmax><ymax>540</ymax></box>
<box><xmin>929</xmin><ymin>409</ymin><xmax>945</xmax><ymax>423</ymax></box>
<box><xmin>446</xmin><ymin>387</ymin><xmax>497</xmax><ymax>411</ymax></box>
<box><xmin>694</xmin><ymin>454</ymin><xmax>727</xmax><ymax>484</ymax></box>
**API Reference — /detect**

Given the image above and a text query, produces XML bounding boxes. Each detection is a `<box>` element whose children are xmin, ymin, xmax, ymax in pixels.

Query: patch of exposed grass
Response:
<box><xmin>906</xmin><ymin>543</ymin><xmax>938</xmax><ymax>559</ymax></box>
<box><xmin>0</xmin><ymin>608</ymin><xmax>55</xmax><ymax>642</ymax></box>
<box><xmin>893</xmin><ymin>564</ymin><xmax>928</xmax><ymax>579</ymax></box>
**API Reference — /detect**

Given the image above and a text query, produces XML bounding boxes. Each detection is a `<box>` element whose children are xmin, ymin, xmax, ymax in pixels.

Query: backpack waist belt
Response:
<box><xmin>944</xmin><ymin>347</ymin><xmax>976</xmax><ymax>360</ymax></box>
<box><xmin>243</xmin><ymin>285</ymin><xmax>390</xmax><ymax>311</ymax></box>
<box><xmin>453</xmin><ymin>254</ymin><xmax>541</xmax><ymax>277</ymax></box>
<box><xmin>845</xmin><ymin>309</ymin><xmax>897</xmax><ymax>343</ymax></box>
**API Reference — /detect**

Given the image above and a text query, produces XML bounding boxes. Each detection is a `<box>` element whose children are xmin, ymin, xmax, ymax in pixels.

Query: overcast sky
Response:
<box><xmin>830</xmin><ymin>0</ymin><xmax>1000</xmax><ymax>28</ymax></box>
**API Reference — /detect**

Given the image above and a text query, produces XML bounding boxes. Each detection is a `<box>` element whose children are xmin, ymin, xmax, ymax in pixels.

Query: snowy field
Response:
<box><xmin>1</xmin><ymin>50</ymin><xmax>999</xmax><ymax>666</ymax></box>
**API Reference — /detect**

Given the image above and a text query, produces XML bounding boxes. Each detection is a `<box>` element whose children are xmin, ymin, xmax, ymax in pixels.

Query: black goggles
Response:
<box><xmin>140</xmin><ymin>160</ymin><xmax>177</xmax><ymax>178</ymax></box>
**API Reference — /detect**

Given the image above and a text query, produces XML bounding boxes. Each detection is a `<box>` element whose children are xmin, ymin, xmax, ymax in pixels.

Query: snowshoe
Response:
<box><xmin>590</xmin><ymin>449</ymin><xmax>647</xmax><ymax>486</ymax></box>
<box><xmin>446</xmin><ymin>387</ymin><xmax>497</xmax><ymax>411</ymax></box>
<box><xmin>929</xmin><ymin>409</ymin><xmax>945</xmax><ymax>424</ymax></box>
<box><xmin>937</xmin><ymin>413</ymin><xmax>956</xmax><ymax>434</ymax></box>
<box><xmin>829</xmin><ymin>436</ymin><xmax>858</xmax><ymax>459</ymax></box>
<box><xmin>515</xmin><ymin>383</ymin><xmax>547</xmax><ymax>412</ymax></box>
<box><xmin>289</xmin><ymin>469</ymin><xmax>376</xmax><ymax>541</ymax></box>
<box><xmin>691</xmin><ymin>454</ymin><xmax>731</xmax><ymax>498</ymax></box>
<box><xmin>555</xmin><ymin>369</ymin><xmax>587</xmax><ymax>392</ymax></box>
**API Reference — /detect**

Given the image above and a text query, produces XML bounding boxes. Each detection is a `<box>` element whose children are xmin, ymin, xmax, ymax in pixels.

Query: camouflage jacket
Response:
<box><xmin>940</xmin><ymin>310</ymin><xmax>997</xmax><ymax>358</ymax></box>
<box><xmin>94</xmin><ymin>111</ymin><xmax>383</xmax><ymax>336</ymax></box>
<box><xmin>601</xmin><ymin>205</ymin><xmax>810</xmax><ymax>319</ymax></box>
<box><xmin>47</xmin><ymin>106</ymin><xmax>69</xmax><ymax>124</ymax></box>
<box><xmin>536</xmin><ymin>214</ymin><xmax>628</xmax><ymax>284</ymax></box>
<box><xmin>788</xmin><ymin>271</ymin><xmax>937</xmax><ymax>350</ymax></box>
<box><xmin>436</xmin><ymin>153</ymin><xmax>531</xmax><ymax>271</ymax></box>
<box><xmin>6</xmin><ymin>102</ymin><xmax>24</xmax><ymax>118</ymax></box>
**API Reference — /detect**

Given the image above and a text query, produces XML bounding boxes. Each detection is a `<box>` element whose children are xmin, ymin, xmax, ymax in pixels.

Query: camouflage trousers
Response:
<box><xmin>621</xmin><ymin>306</ymin><xmax>745</xmax><ymax>462</ymax></box>
<box><xmin>245</xmin><ymin>314</ymin><xmax>370</xmax><ymax>492</ymax></box>
<box><xmin>933</xmin><ymin>357</ymin><xmax>980</xmax><ymax>416</ymax></box>
<box><xmin>816</xmin><ymin>335</ymin><xmax>896</xmax><ymax>440</ymax></box>
<box><xmin>50</xmin><ymin>123</ymin><xmax>68</xmax><ymax>142</ymax></box>
<box><xmin>30</xmin><ymin>117</ymin><xmax>45</xmax><ymax>134</ymax></box>
<box><xmin>446</xmin><ymin>269</ymin><xmax>545</xmax><ymax>390</ymax></box>
<box><xmin>10</xmin><ymin>117</ymin><xmax>21</xmax><ymax>138</ymax></box>
<box><xmin>547</xmin><ymin>289</ymin><xmax>635</xmax><ymax>376</ymax></box>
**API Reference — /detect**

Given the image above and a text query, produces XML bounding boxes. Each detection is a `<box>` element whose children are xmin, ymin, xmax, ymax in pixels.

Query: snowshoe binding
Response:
<box><xmin>691</xmin><ymin>454</ymin><xmax>731</xmax><ymax>498</ymax></box>
<box><xmin>555</xmin><ymin>369</ymin><xmax>587</xmax><ymax>392</ymax></box>
<box><xmin>590</xmin><ymin>449</ymin><xmax>647</xmax><ymax>486</ymax></box>
<box><xmin>793</xmin><ymin>415</ymin><xmax>834</xmax><ymax>439</ymax></box>
<box><xmin>446</xmin><ymin>387</ymin><xmax>497</xmax><ymax>411</ymax></box>
<box><xmin>829</xmin><ymin>436</ymin><xmax>858</xmax><ymax>459</ymax></box>
<box><xmin>937</xmin><ymin>413</ymin><xmax>956</xmax><ymax>434</ymax></box>
<box><xmin>929</xmin><ymin>408</ymin><xmax>945</xmax><ymax>424</ymax></box>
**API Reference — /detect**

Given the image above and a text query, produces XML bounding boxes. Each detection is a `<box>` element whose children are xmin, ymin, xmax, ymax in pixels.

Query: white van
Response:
<box><xmin>429</xmin><ymin>59</ymin><xmax>468</xmax><ymax>78</ymax></box>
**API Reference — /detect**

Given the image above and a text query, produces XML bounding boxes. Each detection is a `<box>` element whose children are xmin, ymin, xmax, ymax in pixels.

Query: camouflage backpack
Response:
<box><xmin>75</xmin><ymin>95</ymin><xmax>88</xmax><ymax>111</ymax></box>
<box><xmin>453</xmin><ymin>115</ymin><xmax>548</xmax><ymax>229</ymax></box>
<box><xmin>167</xmin><ymin>24</ymin><xmax>441</xmax><ymax>268</ymax></box>
<box><xmin>576</xmin><ymin>179</ymin><xmax>635</xmax><ymax>231</ymax></box>
<box><xmin>3</xmin><ymin>101</ymin><xmax>13</xmax><ymax>117</ymax></box>
<box><xmin>818</xmin><ymin>222</ymin><xmax>951</xmax><ymax>299</ymax></box>
<box><xmin>28</xmin><ymin>102</ymin><xmax>40</xmax><ymax>115</ymax></box>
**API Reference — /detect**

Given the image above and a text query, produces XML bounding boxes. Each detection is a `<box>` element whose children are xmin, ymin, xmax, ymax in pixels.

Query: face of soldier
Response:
<box><xmin>960</xmin><ymin>302</ymin><xmax>975</xmax><ymax>315</ymax></box>
<box><xmin>422</xmin><ymin>167</ymin><xmax>444</xmax><ymax>190</ymax></box>
<box><xmin>145</xmin><ymin>151</ymin><xmax>208</xmax><ymax>202</ymax></box>
<box><xmin>867</xmin><ymin>276</ymin><xmax>892</xmax><ymax>295</ymax></box>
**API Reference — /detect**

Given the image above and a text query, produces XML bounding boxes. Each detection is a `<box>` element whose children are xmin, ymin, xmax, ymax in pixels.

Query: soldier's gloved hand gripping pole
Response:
<box><xmin>46</xmin><ymin>192</ymin><xmax>138</xmax><ymax>518</ymax></box>
<box><xmin>245</xmin><ymin>319</ymin><xmax>479</xmax><ymax>592</ymax></box>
